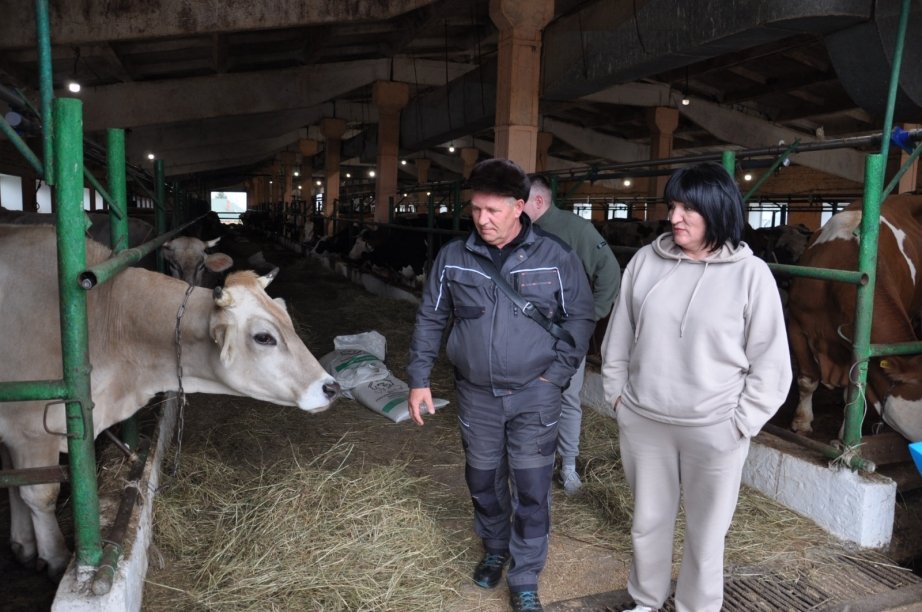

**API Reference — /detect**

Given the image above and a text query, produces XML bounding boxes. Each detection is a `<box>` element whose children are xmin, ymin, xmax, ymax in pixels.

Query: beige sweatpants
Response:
<box><xmin>616</xmin><ymin>406</ymin><xmax>751</xmax><ymax>612</ymax></box>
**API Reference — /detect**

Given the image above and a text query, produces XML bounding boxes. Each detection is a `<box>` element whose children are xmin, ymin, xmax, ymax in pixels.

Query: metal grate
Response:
<box><xmin>547</xmin><ymin>551</ymin><xmax>921</xmax><ymax>612</ymax></box>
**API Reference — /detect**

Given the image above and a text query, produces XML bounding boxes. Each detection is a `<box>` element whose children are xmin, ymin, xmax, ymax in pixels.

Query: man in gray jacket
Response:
<box><xmin>407</xmin><ymin>158</ymin><xmax>595</xmax><ymax>612</ymax></box>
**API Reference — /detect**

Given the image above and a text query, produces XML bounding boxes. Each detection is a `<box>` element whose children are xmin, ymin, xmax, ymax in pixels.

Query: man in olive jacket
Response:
<box><xmin>407</xmin><ymin>159</ymin><xmax>594</xmax><ymax>612</ymax></box>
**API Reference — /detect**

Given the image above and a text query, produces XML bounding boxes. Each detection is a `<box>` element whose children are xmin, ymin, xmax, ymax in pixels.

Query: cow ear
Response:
<box><xmin>210</xmin><ymin>323</ymin><xmax>235</xmax><ymax>365</ymax></box>
<box><xmin>273</xmin><ymin>297</ymin><xmax>286</xmax><ymax>310</ymax></box>
<box><xmin>258</xmin><ymin>267</ymin><xmax>279</xmax><ymax>288</ymax></box>
<box><xmin>206</xmin><ymin>237</ymin><xmax>222</xmax><ymax>248</ymax></box>
<box><xmin>205</xmin><ymin>252</ymin><xmax>234</xmax><ymax>273</ymax></box>
<box><xmin>162</xmin><ymin>240</ymin><xmax>174</xmax><ymax>255</ymax></box>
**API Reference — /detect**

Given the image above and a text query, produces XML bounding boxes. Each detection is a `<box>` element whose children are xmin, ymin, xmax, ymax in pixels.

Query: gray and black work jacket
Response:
<box><xmin>407</xmin><ymin>217</ymin><xmax>595</xmax><ymax>393</ymax></box>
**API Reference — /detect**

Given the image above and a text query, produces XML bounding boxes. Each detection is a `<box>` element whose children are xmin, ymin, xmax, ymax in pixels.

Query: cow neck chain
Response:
<box><xmin>171</xmin><ymin>282</ymin><xmax>194</xmax><ymax>476</ymax></box>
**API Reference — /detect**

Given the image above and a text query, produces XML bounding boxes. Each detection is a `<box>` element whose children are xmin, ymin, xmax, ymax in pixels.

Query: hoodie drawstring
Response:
<box><xmin>679</xmin><ymin>262</ymin><xmax>709</xmax><ymax>337</ymax></box>
<box><xmin>633</xmin><ymin>259</ymin><xmax>682</xmax><ymax>342</ymax></box>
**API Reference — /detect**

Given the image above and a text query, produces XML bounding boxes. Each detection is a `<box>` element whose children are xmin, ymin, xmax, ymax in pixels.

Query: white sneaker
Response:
<box><xmin>622</xmin><ymin>606</ymin><xmax>656</xmax><ymax>612</ymax></box>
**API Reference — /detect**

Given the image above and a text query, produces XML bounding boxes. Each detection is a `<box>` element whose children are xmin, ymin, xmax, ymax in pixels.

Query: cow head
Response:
<box><xmin>162</xmin><ymin>236</ymin><xmax>234</xmax><ymax>287</ymax></box>
<box><xmin>209</xmin><ymin>270</ymin><xmax>339</xmax><ymax>412</ymax></box>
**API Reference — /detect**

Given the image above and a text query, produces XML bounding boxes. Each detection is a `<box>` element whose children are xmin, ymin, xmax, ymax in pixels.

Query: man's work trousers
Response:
<box><xmin>616</xmin><ymin>405</ymin><xmax>750</xmax><ymax>612</ymax></box>
<box><xmin>456</xmin><ymin>378</ymin><xmax>561</xmax><ymax>592</ymax></box>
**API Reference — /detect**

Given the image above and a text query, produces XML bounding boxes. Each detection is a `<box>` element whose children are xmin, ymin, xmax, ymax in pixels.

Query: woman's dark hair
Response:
<box><xmin>664</xmin><ymin>162</ymin><xmax>745</xmax><ymax>250</ymax></box>
<box><xmin>467</xmin><ymin>158</ymin><xmax>531</xmax><ymax>202</ymax></box>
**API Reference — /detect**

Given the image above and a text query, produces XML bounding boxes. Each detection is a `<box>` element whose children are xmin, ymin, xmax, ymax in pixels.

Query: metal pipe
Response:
<box><xmin>843</xmin><ymin>154</ymin><xmax>885</xmax><ymax>450</ymax></box>
<box><xmin>0</xmin><ymin>379</ymin><xmax>68</xmax><ymax>402</ymax></box>
<box><xmin>544</xmin><ymin>129</ymin><xmax>922</xmax><ymax>179</ymax></box>
<box><xmin>0</xmin><ymin>465</ymin><xmax>69</xmax><ymax>488</ymax></box>
<box><xmin>83</xmin><ymin>170</ymin><xmax>120</xmax><ymax>219</ymax></box>
<box><xmin>0</xmin><ymin>113</ymin><xmax>45</xmax><ymax>176</ymax></box>
<box><xmin>869</xmin><ymin>341</ymin><xmax>922</xmax><ymax>358</ymax></box>
<box><xmin>742</xmin><ymin>141</ymin><xmax>799</xmax><ymax>204</ymax></box>
<box><xmin>92</xmin><ymin>438</ymin><xmax>150</xmax><ymax>596</ymax></box>
<box><xmin>878</xmin><ymin>0</ymin><xmax>911</xmax><ymax>166</ymax></box>
<box><xmin>155</xmin><ymin>160</ymin><xmax>167</xmax><ymax>274</ymax></box>
<box><xmin>766</xmin><ymin>263</ymin><xmax>867</xmax><ymax>285</ymax></box>
<box><xmin>106</xmin><ymin>130</ymin><xmax>129</xmax><ymax>254</ymax></box>
<box><xmin>79</xmin><ymin>214</ymin><xmax>210</xmax><ymax>289</ymax></box>
<box><xmin>721</xmin><ymin>150</ymin><xmax>735</xmax><ymax>176</ymax></box>
<box><xmin>35</xmin><ymin>0</ymin><xmax>53</xmax><ymax>184</ymax></box>
<box><xmin>54</xmin><ymin>97</ymin><xmax>103</xmax><ymax>567</ymax></box>
<box><xmin>761</xmin><ymin>424</ymin><xmax>876</xmax><ymax>472</ymax></box>
<box><xmin>881</xmin><ymin>139</ymin><xmax>922</xmax><ymax>202</ymax></box>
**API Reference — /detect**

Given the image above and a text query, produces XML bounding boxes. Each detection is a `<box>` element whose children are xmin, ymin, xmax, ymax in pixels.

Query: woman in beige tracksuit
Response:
<box><xmin>601</xmin><ymin>162</ymin><xmax>792</xmax><ymax>612</ymax></box>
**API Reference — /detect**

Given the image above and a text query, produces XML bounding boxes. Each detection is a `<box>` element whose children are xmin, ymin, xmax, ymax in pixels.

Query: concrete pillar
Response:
<box><xmin>297</xmin><ymin>138</ymin><xmax>319</xmax><ymax>205</ymax></box>
<box><xmin>898</xmin><ymin>123</ymin><xmax>920</xmax><ymax>194</ymax></box>
<box><xmin>321</xmin><ymin>117</ymin><xmax>347</xmax><ymax>232</ymax></box>
<box><xmin>536</xmin><ymin>131</ymin><xmax>554</xmax><ymax>173</ymax></box>
<box><xmin>278</xmin><ymin>150</ymin><xmax>297</xmax><ymax>207</ymax></box>
<box><xmin>646</xmin><ymin>106</ymin><xmax>679</xmax><ymax>221</ymax></box>
<box><xmin>460</xmin><ymin>147</ymin><xmax>481</xmax><ymax>204</ymax></box>
<box><xmin>372</xmin><ymin>80</ymin><xmax>410</xmax><ymax>223</ymax></box>
<box><xmin>415</xmin><ymin>158</ymin><xmax>431</xmax><ymax>212</ymax></box>
<box><xmin>489</xmin><ymin>0</ymin><xmax>554</xmax><ymax>172</ymax></box>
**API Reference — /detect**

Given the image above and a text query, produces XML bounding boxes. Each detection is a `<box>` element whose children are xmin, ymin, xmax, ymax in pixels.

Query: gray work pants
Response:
<box><xmin>557</xmin><ymin>357</ymin><xmax>586</xmax><ymax>461</ymax></box>
<box><xmin>456</xmin><ymin>378</ymin><xmax>561</xmax><ymax>592</ymax></box>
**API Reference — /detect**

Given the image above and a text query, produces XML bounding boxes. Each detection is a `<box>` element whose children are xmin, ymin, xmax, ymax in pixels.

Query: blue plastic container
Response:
<box><xmin>910</xmin><ymin>441</ymin><xmax>922</xmax><ymax>476</ymax></box>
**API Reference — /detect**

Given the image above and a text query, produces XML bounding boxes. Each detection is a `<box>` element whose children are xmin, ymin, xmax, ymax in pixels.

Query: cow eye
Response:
<box><xmin>253</xmin><ymin>332</ymin><xmax>277</xmax><ymax>346</ymax></box>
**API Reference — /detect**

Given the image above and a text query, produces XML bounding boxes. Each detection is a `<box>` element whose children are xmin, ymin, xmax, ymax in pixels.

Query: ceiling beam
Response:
<box><xmin>679</xmin><ymin>97</ymin><xmax>866</xmax><ymax>182</ymax></box>
<box><xmin>0</xmin><ymin>0</ymin><xmax>436</xmax><ymax>49</ymax></box>
<box><xmin>77</xmin><ymin>57</ymin><xmax>474</xmax><ymax>131</ymax></box>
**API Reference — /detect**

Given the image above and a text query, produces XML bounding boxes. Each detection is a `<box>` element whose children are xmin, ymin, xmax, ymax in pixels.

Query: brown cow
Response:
<box><xmin>787</xmin><ymin>194</ymin><xmax>922</xmax><ymax>441</ymax></box>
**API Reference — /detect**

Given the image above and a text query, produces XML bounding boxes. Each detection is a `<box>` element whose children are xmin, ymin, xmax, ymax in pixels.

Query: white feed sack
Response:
<box><xmin>320</xmin><ymin>331</ymin><xmax>448</xmax><ymax>424</ymax></box>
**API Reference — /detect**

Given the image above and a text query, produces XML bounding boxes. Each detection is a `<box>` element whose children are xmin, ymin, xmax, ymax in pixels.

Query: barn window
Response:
<box><xmin>210</xmin><ymin>191</ymin><xmax>247</xmax><ymax>223</ymax></box>
<box><xmin>0</xmin><ymin>173</ymin><xmax>23</xmax><ymax>210</ymax></box>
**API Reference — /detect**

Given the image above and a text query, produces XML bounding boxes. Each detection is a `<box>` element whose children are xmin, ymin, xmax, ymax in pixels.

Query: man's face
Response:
<box><xmin>471</xmin><ymin>192</ymin><xmax>525</xmax><ymax>248</ymax></box>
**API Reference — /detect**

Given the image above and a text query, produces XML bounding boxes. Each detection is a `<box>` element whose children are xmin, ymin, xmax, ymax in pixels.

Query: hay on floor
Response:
<box><xmin>147</xmin><ymin>440</ymin><xmax>467</xmax><ymax>611</ymax></box>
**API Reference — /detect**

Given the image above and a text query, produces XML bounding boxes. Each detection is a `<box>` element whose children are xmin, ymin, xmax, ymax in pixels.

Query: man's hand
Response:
<box><xmin>408</xmin><ymin>387</ymin><xmax>435</xmax><ymax>426</ymax></box>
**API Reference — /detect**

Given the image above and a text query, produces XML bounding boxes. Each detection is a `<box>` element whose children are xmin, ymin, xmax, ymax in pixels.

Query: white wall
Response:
<box><xmin>0</xmin><ymin>173</ymin><xmax>23</xmax><ymax>210</ymax></box>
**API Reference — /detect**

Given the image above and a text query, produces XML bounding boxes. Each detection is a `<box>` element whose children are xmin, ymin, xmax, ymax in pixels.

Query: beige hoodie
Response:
<box><xmin>600</xmin><ymin>233</ymin><xmax>792</xmax><ymax>437</ymax></box>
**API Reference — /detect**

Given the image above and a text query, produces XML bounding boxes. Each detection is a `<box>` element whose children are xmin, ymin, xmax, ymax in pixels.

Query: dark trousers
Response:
<box><xmin>456</xmin><ymin>378</ymin><xmax>561</xmax><ymax>592</ymax></box>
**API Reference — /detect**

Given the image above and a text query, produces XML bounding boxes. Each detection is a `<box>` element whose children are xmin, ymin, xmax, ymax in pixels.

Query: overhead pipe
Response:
<box><xmin>35</xmin><ymin>0</ymin><xmax>53</xmax><ymax>184</ymax></box>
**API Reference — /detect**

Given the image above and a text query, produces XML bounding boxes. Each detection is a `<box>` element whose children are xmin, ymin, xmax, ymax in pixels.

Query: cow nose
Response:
<box><xmin>322</xmin><ymin>381</ymin><xmax>341</xmax><ymax>399</ymax></box>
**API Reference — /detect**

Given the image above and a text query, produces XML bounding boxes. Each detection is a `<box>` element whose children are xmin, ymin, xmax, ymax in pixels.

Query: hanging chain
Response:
<box><xmin>170</xmin><ymin>282</ymin><xmax>195</xmax><ymax>476</ymax></box>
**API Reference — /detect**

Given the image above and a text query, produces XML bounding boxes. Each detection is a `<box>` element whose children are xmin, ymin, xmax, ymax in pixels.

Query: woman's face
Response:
<box><xmin>668</xmin><ymin>200</ymin><xmax>709</xmax><ymax>259</ymax></box>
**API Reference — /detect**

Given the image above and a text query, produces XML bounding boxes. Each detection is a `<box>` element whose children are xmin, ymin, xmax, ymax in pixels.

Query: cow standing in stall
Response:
<box><xmin>787</xmin><ymin>194</ymin><xmax>922</xmax><ymax>442</ymax></box>
<box><xmin>0</xmin><ymin>225</ymin><xmax>340</xmax><ymax>578</ymax></box>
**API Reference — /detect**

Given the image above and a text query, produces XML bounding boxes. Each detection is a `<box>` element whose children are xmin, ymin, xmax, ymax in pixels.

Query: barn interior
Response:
<box><xmin>1</xmin><ymin>1</ymin><xmax>922</xmax><ymax>611</ymax></box>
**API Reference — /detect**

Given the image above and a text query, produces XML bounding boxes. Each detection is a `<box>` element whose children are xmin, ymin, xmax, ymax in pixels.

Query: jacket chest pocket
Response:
<box><xmin>446</xmin><ymin>270</ymin><xmax>492</xmax><ymax>319</ymax></box>
<box><xmin>514</xmin><ymin>269</ymin><xmax>562</xmax><ymax>320</ymax></box>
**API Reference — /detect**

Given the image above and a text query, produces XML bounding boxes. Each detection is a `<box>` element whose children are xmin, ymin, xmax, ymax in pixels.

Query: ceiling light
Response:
<box><xmin>448</xmin><ymin>144</ymin><xmax>455</xmax><ymax>153</ymax></box>
<box><xmin>147</xmin><ymin>153</ymin><xmax>155</xmax><ymax>160</ymax></box>
<box><xmin>293</xmin><ymin>170</ymin><xmax>300</xmax><ymax>177</ymax></box>
<box><xmin>297</xmin><ymin>184</ymin><xmax>302</xmax><ymax>190</ymax></box>
<box><xmin>623</xmin><ymin>178</ymin><xmax>632</xmax><ymax>187</ymax></box>
<box><xmin>369</xmin><ymin>170</ymin><xmax>376</xmax><ymax>178</ymax></box>
<box><xmin>680</xmin><ymin>96</ymin><xmax>690</xmax><ymax>106</ymax></box>
<box><xmin>269</xmin><ymin>180</ymin><xmax>273</xmax><ymax>184</ymax></box>
<box><xmin>743</xmin><ymin>172</ymin><xmax>753</xmax><ymax>182</ymax></box>
<box><xmin>680</xmin><ymin>66</ymin><xmax>690</xmax><ymax>106</ymax></box>
<box><xmin>401</xmin><ymin>159</ymin><xmax>407</xmax><ymax>165</ymax></box>
<box><xmin>345</xmin><ymin>173</ymin><xmax>351</xmax><ymax>178</ymax></box>
<box><xmin>67</xmin><ymin>81</ymin><xmax>81</xmax><ymax>93</ymax></box>
<box><xmin>316</xmin><ymin>180</ymin><xmax>322</xmax><ymax>186</ymax></box>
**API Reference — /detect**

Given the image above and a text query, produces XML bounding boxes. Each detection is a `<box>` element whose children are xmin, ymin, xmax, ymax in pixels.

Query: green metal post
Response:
<box><xmin>877</xmin><ymin>0</ymin><xmax>910</xmax><ymax>167</ymax></box>
<box><xmin>35</xmin><ymin>0</ymin><xmax>54</xmax><ymax>184</ymax></box>
<box><xmin>842</xmin><ymin>154</ymin><xmax>885</xmax><ymax>449</ymax></box>
<box><xmin>154</xmin><ymin>160</ymin><xmax>167</xmax><ymax>274</ymax></box>
<box><xmin>54</xmin><ymin>98</ymin><xmax>102</xmax><ymax>567</ymax></box>
<box><xmin>106</xmin><ymin>129</ymin><xmax>129</xmax><ymax>252</ymax></box>
<box><xmin>721</xmin><ymin>150</ymin><xmax>735</xmax><ymax>176</ymax></box>
<box><xmin>106</xmin><ymin>129</ymin><xmax>139</xmax><ymax>449</ymax></box>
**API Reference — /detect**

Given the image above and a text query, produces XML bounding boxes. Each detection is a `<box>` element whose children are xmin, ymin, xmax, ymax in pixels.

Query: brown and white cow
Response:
<box><xmin>0</xmin><ymin>225</ymin><xmax>339</xmax><ymax>577</ymax></box>
<box><xmin>787</xmin><ymin>193</ymin><xmax>922</xmax><ymax>441</ymax></box>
